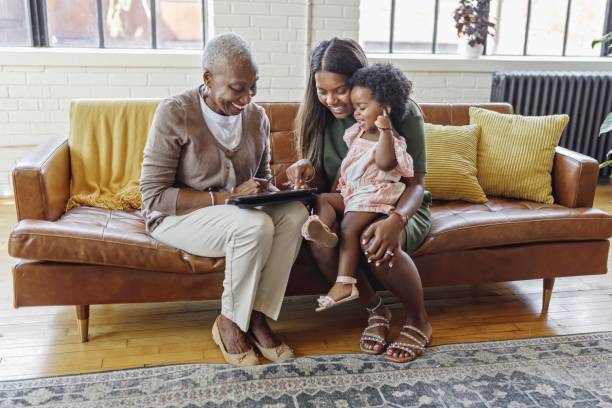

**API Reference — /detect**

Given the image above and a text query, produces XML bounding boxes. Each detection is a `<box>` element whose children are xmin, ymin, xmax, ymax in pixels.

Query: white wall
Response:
<box><xmin>0</xmin><ymin>0</ymin><xmax>610</xmax><ymax>196</ymax></box>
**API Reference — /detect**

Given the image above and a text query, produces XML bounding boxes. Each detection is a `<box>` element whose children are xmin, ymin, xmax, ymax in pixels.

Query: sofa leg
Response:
<box><xmin>541</xmin><ymin>278</ymin><xmax>555</xmax><ymax>314</ymax></box>
<box><xmin>76</xmin><ymin>305</ymin><xmax>90</xmax><ymax>342</ymax></box>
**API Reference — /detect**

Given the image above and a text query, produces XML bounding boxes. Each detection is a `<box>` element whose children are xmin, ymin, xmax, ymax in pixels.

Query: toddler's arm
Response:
<box><xmin>374</xmin><ymin>109</ymin><xmax>399</xmax><ymax>171</ymax></box>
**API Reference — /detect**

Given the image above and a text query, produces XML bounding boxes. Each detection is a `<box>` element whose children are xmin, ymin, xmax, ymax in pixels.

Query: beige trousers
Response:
<box><xmin>151</xmin><ymin>201</ymin><xmax>309</xmax><ymax>332</ymax></box>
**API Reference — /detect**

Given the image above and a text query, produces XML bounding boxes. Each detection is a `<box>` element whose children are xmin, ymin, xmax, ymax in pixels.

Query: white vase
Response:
<box><xmin>458</xmin><ymin>37</ymin><xmax>484</xmax><ymax>59</ymax></box>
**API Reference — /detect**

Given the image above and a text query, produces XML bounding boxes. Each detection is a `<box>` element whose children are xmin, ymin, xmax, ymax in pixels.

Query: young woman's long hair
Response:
<box><xmin>294</xmin><ymin>38</ymin><xmax>367</xmax><ymax>170</ymax></box>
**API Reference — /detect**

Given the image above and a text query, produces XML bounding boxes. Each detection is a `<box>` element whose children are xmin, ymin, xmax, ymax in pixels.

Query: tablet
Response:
<box><xmin>226</xmin><ymin>188</ymin><xmax>317</xmax><ymax>208</ymax></box>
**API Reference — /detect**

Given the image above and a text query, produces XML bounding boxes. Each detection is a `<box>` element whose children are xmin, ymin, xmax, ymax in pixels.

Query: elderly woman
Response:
<box><xmin>140</xmin><ymin>33</ymin><xmax>308</xmax><ymax>367</ymax></box>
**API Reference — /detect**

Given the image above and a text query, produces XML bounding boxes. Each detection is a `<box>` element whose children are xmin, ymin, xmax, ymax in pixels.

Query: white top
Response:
<box><xmin>199</xmin><ymin>94</ymin><xmax>242</xmax><ymax>191</ymax></box>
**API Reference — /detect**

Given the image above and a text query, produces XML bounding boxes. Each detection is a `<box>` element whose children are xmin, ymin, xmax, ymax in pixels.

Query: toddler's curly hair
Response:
<box><xmin>349</xmin><ymin>63</ymin><xmax>413</xmax><ymax>124</ymax></box>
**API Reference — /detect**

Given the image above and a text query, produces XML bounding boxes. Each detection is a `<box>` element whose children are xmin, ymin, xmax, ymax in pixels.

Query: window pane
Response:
<box><xmin>565</xmin><ymin>0</ymin><xmax>607</xmax><ymax>56</ymax></box>
<box><xmin>359</xmin><ymin>0</ymin><xmax>391</xmax><ymax>53</ymax></box>
<box><xmin>47</xmin><ymin>0</ymin><xmax>99</xmax><ymax>47</ymax></box>
<box><xmin>526</xmin><ymin>0</ymin><xmax>568</xmax><ymax>55</ymax></box>
<box><xmin>156</xmin><ymin>0</ymin><xmax>202</xmax><ymax>49</ymax></box>
<box><xmin>0</xmin><ymin>0</ymin><xmax>31</xmax><ymax>46</ymax></box>
<box><xmin>487</xmin><ymin>0</ymin><xmax>528</xmax><ymax>55</ymax></box>
<box><xmin>103</xmin><ymin>0</ymin><xmax>152</xmax><ymax>48</ymax></box>
<box><xmin>435</xmin><ymin>0</ymin><xmax>460</xmax><ymax>54</ymax></box>
<box><xmin>393</xmin><ymin>0</ymin><xmax>434</xmax><ymax>53</ymax></box>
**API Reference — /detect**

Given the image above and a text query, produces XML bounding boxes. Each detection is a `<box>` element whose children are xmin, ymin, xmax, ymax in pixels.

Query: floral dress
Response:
<box><xmin>337</xmin><ymin>124</ymin><xmax>414</xmax><ymax>214</ymax></box>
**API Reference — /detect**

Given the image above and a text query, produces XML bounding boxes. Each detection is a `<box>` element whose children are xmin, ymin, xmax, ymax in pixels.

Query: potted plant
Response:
<box><xmin>453</xmin><ymin>0</ymin><xmax>496</xmax><ymax>59</ymax></box>
<box><xmin>592</xmin><ymin>33</ymin><xmax>612</xmax><ymax>172</ymax></box>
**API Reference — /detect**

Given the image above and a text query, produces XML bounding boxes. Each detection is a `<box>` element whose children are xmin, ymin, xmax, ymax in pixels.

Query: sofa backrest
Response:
<box><xmin>258</xmin><ymin>102</ymin><xmax>513</xmax><ymax>188</ymax></box>
<box><xmin>67</xmin><ymin>100</ymin><xmax>513</xmax><ymax>191</ymax></box>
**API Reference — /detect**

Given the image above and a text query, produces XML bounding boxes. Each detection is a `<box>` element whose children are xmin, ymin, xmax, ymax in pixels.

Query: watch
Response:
<box><xmin>389</xmin><ymin>210</ymin><xmax>408</xmax><ymax>225</ymax></box>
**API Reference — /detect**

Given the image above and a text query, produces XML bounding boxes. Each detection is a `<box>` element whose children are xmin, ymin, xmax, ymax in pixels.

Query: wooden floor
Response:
<box><xmin>1</xmin><ymin>187</ymin><xmax>612</xmax><ymax>381</ymax></box>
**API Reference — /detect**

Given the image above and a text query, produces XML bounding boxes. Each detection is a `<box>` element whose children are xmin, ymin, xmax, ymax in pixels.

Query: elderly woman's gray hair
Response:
<box><xmin>201</xmin><ymin>32</ymin><xmax>255</xmax><ymax>72</ymax></box>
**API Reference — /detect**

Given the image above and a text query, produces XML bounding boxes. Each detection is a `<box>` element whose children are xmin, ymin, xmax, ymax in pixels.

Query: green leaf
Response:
<box><xmin>600</xmin><ymin>112</ymin><xmax>612</xmax><ymax>135</ymax></box>
<box><xmin>599</xmin><ymin>159</ymin><xmax>612</xmax><ymax>169</ymax></box>
<box><xmin>592</xmin><ymin>32</ymin><xmax>612</xmax><ymax>48</ymax></box>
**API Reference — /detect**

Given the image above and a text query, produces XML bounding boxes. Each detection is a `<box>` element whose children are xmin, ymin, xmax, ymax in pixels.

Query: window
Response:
<box><xmin>0</xmin><ymin>0</ymin><xmax>206</xmax><ymax>49</ymax></box>
<box><xmin>47</xmin><ymin>0</ymin><xmax>99</xmax><ymax>47</ymax></box>
<box><xmin>0</xmin><ymin>0</ymin><xmax>32</xmax><ymax>46</ymax></box>
<box><xmin>360</xmin><ymin>0</ymin><xmax>612</xmax><ymax>57</ymax></box>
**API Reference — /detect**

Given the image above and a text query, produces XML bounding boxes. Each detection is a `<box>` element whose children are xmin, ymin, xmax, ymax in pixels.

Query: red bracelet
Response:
<box><xmin>389</xmin><ymin>210</ymin><xmax>408</xmax><ymax>225</ymax></box>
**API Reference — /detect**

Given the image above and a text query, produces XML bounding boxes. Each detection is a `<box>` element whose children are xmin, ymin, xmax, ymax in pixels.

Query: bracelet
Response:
<box><xmin>209</xmin><ymin>191</ymin><xmax>215</xmax><ymax>206</ymax></box>
<box><xmin>389</xmin><ymin>209</ymin><xmax>408</xmax><ymax>225</ymax></box>
<box><xmin>377</xmin><ymin>127</ymin><xmax>392</xmax><ymax>131</ymax></box>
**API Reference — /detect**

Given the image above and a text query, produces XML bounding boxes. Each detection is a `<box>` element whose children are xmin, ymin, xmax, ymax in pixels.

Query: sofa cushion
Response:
<box><xmin>413</xmin><ymin>197</ymin><xmax>612</xmax><ymax>256</ymax></box>
<box><xmin>9</xmin><ymin>206</ymin><xmax>224</xmax><ymax>274</ymax></box>
<box><xmin>470</xmin><ymin>107</ymin><xmax>569</xmax><ymax>204</ymax></box>
<box><xmin>10</xmin><ymin>199</ymin><xmax>612</xmax><ymax>271</ymax></box>
<box><xmin>424</xmin><ymin>123</ymin><xmax>487</xmax><ymax>203</ymax></box>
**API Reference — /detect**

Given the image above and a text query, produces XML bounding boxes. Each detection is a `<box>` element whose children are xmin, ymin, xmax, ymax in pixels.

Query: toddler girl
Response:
<box><xmin>302</xmin><ymin>63</ymin><xmax>414</xmax><ymax>311</ymax></box>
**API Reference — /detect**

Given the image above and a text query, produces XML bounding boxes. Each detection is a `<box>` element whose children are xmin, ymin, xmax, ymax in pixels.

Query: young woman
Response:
<box><xmin>287</xmin><ymin>38</ymin><xmax>433</xmax><ymax>362</ymax></box>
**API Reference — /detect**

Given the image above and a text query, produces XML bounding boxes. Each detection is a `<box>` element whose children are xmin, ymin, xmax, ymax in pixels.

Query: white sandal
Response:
<box><xmin>315</xmin><ymin>276</ymin><xmax>359</xmax><ymax>312</ymax></box>
<box><xmin>301</xmin><ymin>215</ymin><xmax>338</xmax><ymax>248</ymax></box>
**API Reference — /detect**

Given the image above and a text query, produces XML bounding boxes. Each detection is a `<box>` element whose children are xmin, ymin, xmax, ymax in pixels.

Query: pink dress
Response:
<box><xmin>337</xmin><ymin>124</ymin><xmax>414</xmax><ymax>214</ymax></box>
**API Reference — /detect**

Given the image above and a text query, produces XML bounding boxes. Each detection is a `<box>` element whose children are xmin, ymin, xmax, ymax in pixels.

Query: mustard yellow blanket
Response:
<box><xmin>67</xmin><ymin>99</ymin><xmax>160</xmax><ymax>211</ymax></box>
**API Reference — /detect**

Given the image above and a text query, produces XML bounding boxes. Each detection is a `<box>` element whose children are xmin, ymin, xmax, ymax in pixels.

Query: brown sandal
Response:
<box><xmin>359</xmin><ymin>299</ymin><xmax>391</xmax><ymax>355</ymax></box>
<box><xmin>384</xmin><ymin>324</ymin><xmax>431</xmax><ymax>363</ymax></box>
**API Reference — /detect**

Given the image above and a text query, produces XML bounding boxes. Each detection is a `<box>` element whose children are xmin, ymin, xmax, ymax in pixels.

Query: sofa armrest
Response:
<box><xmin>12</xmin><ymin>137</ymin><xmax>70</xmax><ymax>221</ymax></box>
<box><xmin>552</xmin><ymin>146</ymin><xmax>599</xmax><ymax>208</ymax></box>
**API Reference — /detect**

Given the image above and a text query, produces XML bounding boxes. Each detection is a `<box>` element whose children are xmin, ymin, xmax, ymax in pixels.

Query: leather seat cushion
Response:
<box><xmin>10</xmin><ymin>198</ymin><xmax>612</xmax><ymax>273</ymax></box>
<box><xmin>413</xmin><ymin>197</ymin><xmax>612</xmax><ymax>256</ymax></box>
<box><xmin>9</xmin><ymin>206</ymin><xmax>224</xmax><ymax>274</ymax></box>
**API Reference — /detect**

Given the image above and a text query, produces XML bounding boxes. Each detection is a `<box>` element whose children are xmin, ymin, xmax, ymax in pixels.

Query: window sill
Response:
<box><xmin>368</xmin><ymin>53</ymin><xmax>612</xmax><ymax>72</ymax></box>
<box><xmin>0</xmin><ymin>48</ymin><xmax>610</xmax><ymax>72</ymax></box>
<box><xmin>0</xmin><ymin>47</ymin><xmax>202</xmax><ymax>67</ymax></box>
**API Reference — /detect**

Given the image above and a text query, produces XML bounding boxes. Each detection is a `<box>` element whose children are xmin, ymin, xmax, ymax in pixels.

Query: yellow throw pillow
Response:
<box><xmin>469</xmin><ymin>107</ymin><xmax>569</xmax><ymax>204</ymax></box>
<box><xmin>424</xmin><ymin>123</ymin><xmax>488</xmax><ymax>203</ymax></box>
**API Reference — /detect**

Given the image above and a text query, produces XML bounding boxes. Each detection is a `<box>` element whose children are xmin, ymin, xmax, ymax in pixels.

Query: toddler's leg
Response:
<box><xmin>317</xmin><ymin>211</ymin><xmax>382</xmax><ymax>311</ymax></box>
<box><xmin>302</xmin><ymin>193</ymin><xmax>344</xmax><ymax>247</ymax></box>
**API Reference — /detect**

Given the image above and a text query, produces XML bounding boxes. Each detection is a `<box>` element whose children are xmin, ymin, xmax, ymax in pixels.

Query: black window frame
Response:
<box><xmin>25</xmin><ymin>0</ymin><xmax>208</xmax><ymax>49</ymax></box>
<box><xmin>376</xmin><ymin>0</ymin><xmax>612</xmax><ymax>56</ymax></box>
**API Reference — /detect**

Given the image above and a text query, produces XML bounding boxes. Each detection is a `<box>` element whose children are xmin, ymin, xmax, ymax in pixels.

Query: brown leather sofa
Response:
<box><xmin>9</xmin><ymin>102</ymin><xmax>612</xmax><ymax>342</ymax></box>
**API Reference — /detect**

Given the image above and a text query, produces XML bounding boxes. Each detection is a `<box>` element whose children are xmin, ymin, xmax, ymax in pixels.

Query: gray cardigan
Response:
<box><xmin>140</xmin><ymin>87</ymin><xmax>271</xmax><ymax>232</ymax></box>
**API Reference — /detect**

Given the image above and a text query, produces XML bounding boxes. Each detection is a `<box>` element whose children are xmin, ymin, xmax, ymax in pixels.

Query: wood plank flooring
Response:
<box><xmin>1</xmin><ymin>187</ymin><xmax>611</xmax><ymax>380</ymax></box>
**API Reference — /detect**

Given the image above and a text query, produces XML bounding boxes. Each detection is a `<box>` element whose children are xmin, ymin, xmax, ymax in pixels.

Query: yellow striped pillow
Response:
<box><xmin>469</xmin><ymin>107</ymin><xmax>569</xmax><ymax>204</ymax></box>
<box><xmin>424</xmin><ymin>123</ymin><xmax>487</xmax><ymax>203</ymax></box>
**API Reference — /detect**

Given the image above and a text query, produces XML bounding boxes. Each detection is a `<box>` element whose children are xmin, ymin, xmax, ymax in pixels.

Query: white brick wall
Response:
<box><xmin>0</xmin><ymin>0</ymin><xmax>610</xmax><ymax>196</ymax></box>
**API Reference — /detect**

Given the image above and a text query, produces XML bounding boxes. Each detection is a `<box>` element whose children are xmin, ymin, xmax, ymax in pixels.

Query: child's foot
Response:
<box><xmin>302</xmin><ymin>215</ymin><xmax>338</xmax><ymax>248</ymax></box>
<box><xmin>316</xmin><ymin>276</ymin><xmax>359</xmax><ymax>312</ymax></box>
<box><xmin>325</xmin><ymin>282</ymin><xmax>354</xmax><ymax>302</ymax></box>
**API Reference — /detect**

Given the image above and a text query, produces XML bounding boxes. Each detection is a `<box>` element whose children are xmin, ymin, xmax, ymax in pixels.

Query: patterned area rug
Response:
<box><xmin>1</xmin><ymin>332</ymin><xmax>612</xmax><ymax>407</ymax></box>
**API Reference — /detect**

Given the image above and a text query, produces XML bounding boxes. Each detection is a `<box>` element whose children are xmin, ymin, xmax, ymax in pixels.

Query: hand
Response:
<box><xmin>252</xmin><ymin>177</ymin><xmax>270</xmax><ymax>192</ymax></box>
<box><xmin>361</xmin><ymin>215</ymin><xmax>404</xmax><ymax>267</ymax></box>
<box><xmin>233</xmin><ymin>179</ymin><xmax>265</xmax><ymax>196</ymax></box>
<box><xmin>374</xmin><ymin>107</ymin><xmax>392</xmax><ymax>131</ymax></box>
<box><xmin>286</xmin><ymin>159</ymin><xmax>315</xmax><ymax>190</ymax></box>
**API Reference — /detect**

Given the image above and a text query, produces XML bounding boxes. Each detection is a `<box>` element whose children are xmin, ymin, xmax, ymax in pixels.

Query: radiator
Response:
<box><xmin>491</xmin><ymin>71</ymin><xmax>612</xmax><ymax>178</ymax></box>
